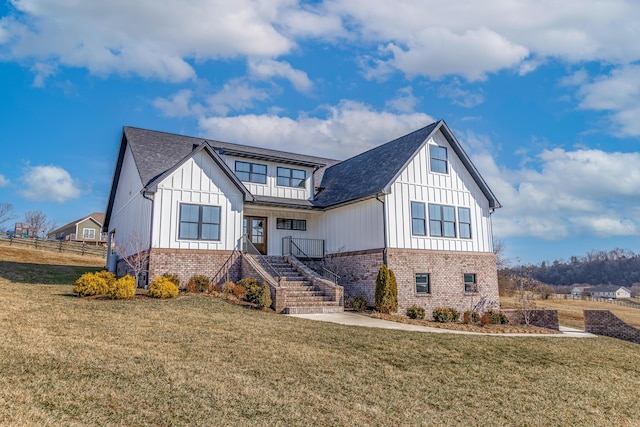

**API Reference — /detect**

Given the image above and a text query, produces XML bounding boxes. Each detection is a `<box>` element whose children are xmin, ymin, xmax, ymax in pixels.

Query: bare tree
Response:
<box><xmin>0</xmin><ymin>203</ymin><xmax>17</xmax><ymax>230</ymax></box>
<box><xmin>114</xmin><ymin>232</ymin><xmax>150</xmax><ymax>288</ymax></box>
<box><xmin>24</xmin><ymin>210</ymin><xmax>56</xmax><ymax>239</ymax></box>
<box><xmin>493</xmin><ymin>236</ymin><xmax>509</xmax><ymax>269</ymax></box>
<box><xmin>514</xmin><ymin>268</ymin><xmax>538</xmax><ymax>325</ymax></box>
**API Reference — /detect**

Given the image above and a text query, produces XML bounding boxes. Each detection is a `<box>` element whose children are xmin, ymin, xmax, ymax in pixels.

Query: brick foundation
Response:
<box><xmin>148</xmin><ymin>248</ymin><xmax>241</xmax><ymax>289</ymax></box>
<box><xmin>326</xmin><ymin>248</ymin><xmax>499</xmax><ymax>316</ymax></box>
<box><xmin>584</xmin><ymin>310</ymin><xmax>640</xmax><ymax>344</ymax></box>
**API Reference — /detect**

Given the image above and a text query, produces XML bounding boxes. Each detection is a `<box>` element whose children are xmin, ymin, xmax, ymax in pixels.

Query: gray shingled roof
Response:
<box><xmin>585</xmin><ymin>285</ymin><xmax>630</xmax><ymax>293</ymax></box>
<box><xmin>123</xmin><ymin>127</ymin><xmax>339</xmax><ymax>188</ymax></box>
<box><xmin>49</xmin><ymin>212</ymin><xmax>104</xmax><ymax>236</ymax></box>
<box><xmin>314</xmin><ymin>122</ymin><xmax>439</xmax><ymax>207</ymax></box>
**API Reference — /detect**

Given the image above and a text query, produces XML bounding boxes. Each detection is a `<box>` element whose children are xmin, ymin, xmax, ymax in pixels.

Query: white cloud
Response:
<box><xmin>469</xmin><ymin>144</ymin><xmax>640</xmax><ymax>240</ymax></box>
<box><xmin>248</xmin><ymin>58</ymin><xmax>313</xmax><ymax>93</ymax></box>
<box><xmin>0</xmin><ymin>174</ymin><xmax>9</xmax><ymax>186</ymax></box>
<box><xmin>438</xmin><ymin>81</ymin><xmax>484</xmax><ymax>108</ymax></box>
<box><xmin>206</xmin><ymin>79</ymin><xmax>270</xmax><ymax>116</ymax></box>
<box><xmin>19</xmin><ymin>165</ymin><xmax>82</xmax><ymax>202</ymax></box>
<box><xmin>198</xmin><ymin>100</ymin><xmax>433</xmax><ymax>159</ymax></box>
<box><xmin>153</xmin><ymin>89</ymin><xmax>198</xmax><ymax>118</ymax></box>
<box><xmin>385</xmin><ymin>86</ymin><xmax>419</xmax><ymax>113</ymax></box>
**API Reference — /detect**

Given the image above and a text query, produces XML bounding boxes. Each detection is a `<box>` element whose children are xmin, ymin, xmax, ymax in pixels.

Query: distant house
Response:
<box><xmin>570</xmin><ymin>285</ymin><xmax>590</xmax><ymax>296</ymax></box>
<box><xmin>584</xmin><ymin>285</ymin><xmax>631</xmax><ymax>299</ymax></box>
<box><xmin>48</xmin><ymin>212</ymin><xmax>107</xmax><ymax>244</ymax></box>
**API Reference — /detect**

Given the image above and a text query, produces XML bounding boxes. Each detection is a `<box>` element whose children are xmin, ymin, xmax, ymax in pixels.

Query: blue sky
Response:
<box><xmin>1</xmin><ymin>0</ymin><xmax>640</xmax><ymax>265</ymax></box>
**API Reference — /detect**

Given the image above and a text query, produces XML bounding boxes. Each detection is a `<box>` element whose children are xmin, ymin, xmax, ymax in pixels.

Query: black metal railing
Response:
<box><xmin>283</xmin><ymin>237</ymin><xmax>339</xmax><ymax>284</ymax></box>
<box><xmin>211</xmin><ymin>249</ymin><xmax>240</xmax><ymax>286</ymax></box>
<box><xmin>242</xmin><ymin>234</ymin><xmax>281</xmax><ymax>285</ymax></box>
<box><xmin>282</xmin><ymin>237</ymin><xmax>324</xmax><ymax>259</ymax></box>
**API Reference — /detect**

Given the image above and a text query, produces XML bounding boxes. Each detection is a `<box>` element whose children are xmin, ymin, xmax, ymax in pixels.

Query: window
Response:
<box><xmin>276</xmin><ymin>218</ymin><xmax>307</xmax><ymax>231</ymax></box>
<box><xmin>458</xmin><ymin>207</ymin><xmax>472</xmax><ymax>239</ymax></box>
<box><xmin>415</xmin><ymin>274</ymin><xmax>431</xmax><ymax>294</ymax></box>
<box><xmin>235</xmin><ymin>161</ymin><xmax>267</xmax><ymax>184</ymax></box>
<box><xmin>464</xmin><ymin>273</ymin><xmax>477</xmax><ymax>293</ymax></box>
<box><xmin>83</xmin><ymin>228</ymin><xmax>95</xmax><ymax>239</ymax></box>
<box><xmin>179</xmin><ymin>203</ymin><xmax>221</xmax><ymax>241</ymax></box>
<box><xmin>277</xmin><ymin>167</ymin><xmax>306</xmax><ymax>188</ymax></box>
<box><xmin>430</xmin><ymin>145</ymin><xmax>448</xmax><ymax>174</ymax></box>
<box><xmin>411</xmin><ymin>202</ymin><xmax>426</xmax><ymax>235</ymax></box>
<box><xmin>429</xmin><ymin>204</ymin><xmax>456</xmax><ymax>238</ymax></box>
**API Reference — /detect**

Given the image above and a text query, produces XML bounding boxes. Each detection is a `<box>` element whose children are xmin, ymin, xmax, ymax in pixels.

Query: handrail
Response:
<box><xmin>211</xmin><ymin>249</ymin><xmax>240</xmax><ymax>285</ymax></box>
<box><xmin>287</xmin><ymin>237</ymin><xmax>340</xmax><ymax>284</ymax></box>
<box><xmin>242</xmin><ymin>234</ymin><xmax>281</xmax><ymax>285</ymax></box>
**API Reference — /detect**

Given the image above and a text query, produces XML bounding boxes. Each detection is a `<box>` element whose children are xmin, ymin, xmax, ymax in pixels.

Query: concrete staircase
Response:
<box><xmin>264</xmin><ymin>256</ymin><xmax>343</xmax><ymax>314</ymax></box>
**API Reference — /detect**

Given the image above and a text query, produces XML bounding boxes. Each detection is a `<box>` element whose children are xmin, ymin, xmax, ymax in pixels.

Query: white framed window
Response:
<box><xmin>82</xmin><ymin>228</ymin><xmax>96</xmax><ymax>239</ymax></box>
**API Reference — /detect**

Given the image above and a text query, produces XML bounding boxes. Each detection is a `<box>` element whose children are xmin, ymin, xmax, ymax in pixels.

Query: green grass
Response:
<box><xmin>1</xmin><ymin>247</ymin><xmax>640</xmax><ymax>425</ymax></box>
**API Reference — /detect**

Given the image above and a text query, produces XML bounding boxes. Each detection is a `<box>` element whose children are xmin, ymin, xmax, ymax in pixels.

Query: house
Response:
<box><xmin>570</xmin><ymin>285</ymin><xmax>590</xmax><ymax>296</ymax></box>
<box><xmin>48</xmin><ymin>212</ymin><xmax>107</xmax><ymax>244</ymax></box>
<box><xmin>584</xmin><ymin>285</ymin><xmax>631</xmax><ymax>299</ymax></box>
<box><xmin>104</xmin><ymin>120</ymin><xmax>501</xmax><ymax>314</ymax></box>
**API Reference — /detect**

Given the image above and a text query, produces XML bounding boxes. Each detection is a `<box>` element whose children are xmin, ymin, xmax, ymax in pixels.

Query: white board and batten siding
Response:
<box><xmin>222</xmin><ymin>155</ymin><xmax>313</xmax><ymax>201</ymax></box>
<box><xmin>386</xmin><ymin>130</ymin><xmax>494</xmax><ymax>253</ymax></box>
<box><xmin>152</xmin><ymin>151</ymin><xmax>244</xmax><ymax>251</ymax></box>
<box><xmin>320</xmin><ymin>198</ymin><xmax>384</xmax><ymax>254</ymax></box>
<box><xmin>108</xmin><ymin>145</ymin><xmax>152</xmax><ymax>256</ymax></box>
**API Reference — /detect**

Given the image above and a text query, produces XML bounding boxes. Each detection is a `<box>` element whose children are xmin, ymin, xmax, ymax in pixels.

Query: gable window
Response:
<box><xmin>276</xmin><ymin>218</ymin><xmax>307</xmax><ymax>231</ymax></box>
<box><xmin>458</xmin><ymin>207</ymin><xmax>472</xmax><ymax>239</ymax></box>
<box><xmin>464</xmin><ymin>273</ymin><xmax>477</xmax><ymax>293</ymax></box>
<box><xmin>83</xmin><ymin>228</ymin><xmax>95</xmax><ymax>239</ymax></box>
<box><xmin>235</xmin><ymin>161</ymin><xmax>267</xmax><ymax>184</ymax></box>
<box><xmin>277</xmin><ymin>167</ymin><xmax>306</xmax><ymax>188</ymax></box>
<box><xmin>416</xmin><ymin>273</ymin><xmax>431</xmax><ymax>294</ymax></box>
<box><xmin>430</xmin><ymin>145</ymin><xmax>448</xmax><ymax>174</ymax></box>
<box><xmin>179</xmin><ymin>203</ymin><xmax>221</xmax><ymax>241</ymax></box>
<box><xmin>411</xmin><ymin>202</ymin><xmax>426</xmax><ymax>236</ymax></box>
<box><xmin>429</xmin><ymin>204</ymin><xmax>456</xmax><ymax>237</ymax></box>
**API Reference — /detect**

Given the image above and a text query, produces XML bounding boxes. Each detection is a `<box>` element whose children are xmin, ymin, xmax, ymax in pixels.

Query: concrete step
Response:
<box><xmin>283</xmin><ymin>305</ymin><xmax>344</xmax><ymax>314</ymax></box>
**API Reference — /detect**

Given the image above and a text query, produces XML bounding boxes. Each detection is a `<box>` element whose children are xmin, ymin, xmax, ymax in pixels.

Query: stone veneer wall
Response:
<box><xmin>584</xmin><ymin>310</ymin><xmax>640</xmax><ymax>344</ymax></box>
<box><xmin>501</xmin><ymin>309</ymin><xmax>559</xmax><ymax>330</ymax></box>
<box><xmin>325</xmin><ymin>248</ymin><xmax>499</xmax><ymax>316</ymax></box>
<box><xmin>148</xmin><ymin>248</ymin><xmax>241</xmax><ymax>288</ymax></box>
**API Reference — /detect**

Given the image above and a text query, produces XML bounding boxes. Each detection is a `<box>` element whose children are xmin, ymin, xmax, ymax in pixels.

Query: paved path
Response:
<box><xmin>288</xmin><ymin>312</ymin><xmax>596</xmax><ymax>338</ymax></box>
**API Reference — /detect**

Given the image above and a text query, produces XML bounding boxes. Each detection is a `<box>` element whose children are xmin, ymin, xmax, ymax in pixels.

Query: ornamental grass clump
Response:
<box><xmin>463</xmin><ymin>310</ymin><xmax>480</xmax><ymax>324</ymax></box>
<box><xmin>73</xmin><ymin>271</ymin><xmax>111</xmax><ymax>297</ymax></box>
<box><xmin>375</xmin><ymin>265</ymin><xmax>398</xmax><ymax>314</ymax></box>
<box><xmin>107</xmin><ymin>275</ymin><xmax>136</xmax><ymax>300</ymax></box>
<box><xmin>148</xmin><ymin>276</ymin><xmax>179</xmax><ymax>299</ymax></box>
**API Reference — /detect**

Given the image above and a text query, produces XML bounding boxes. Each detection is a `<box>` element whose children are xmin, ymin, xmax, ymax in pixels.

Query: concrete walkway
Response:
<box><xmin>288</xmin><ymin>311</ymin><xmax>596</xmax><ymax>338</ymax></box>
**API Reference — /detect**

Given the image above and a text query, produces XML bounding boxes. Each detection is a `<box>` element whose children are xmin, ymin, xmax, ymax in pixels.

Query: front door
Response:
<box><xmin>243</xmin><ymin>216</ymin><xmax>267</xmax><ymax>255</ymax></box>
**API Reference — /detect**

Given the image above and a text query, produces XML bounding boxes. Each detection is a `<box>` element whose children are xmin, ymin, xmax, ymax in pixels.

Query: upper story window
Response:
<box><xmin>179</xmin><ymin>203</ymin><xmax>221</xmax><ymax>241</ymax></box>
<box><xmin>235</xmin><ymin>161</ymin><xmax>267</xmax><ymax>184</ymax></box>
<box><xmin>83</xmin><ymin>228</ymin><xmax>95</xmax><ymax>239</ymax></box>
<box><xmin>277</xmin><ymin>167</ymin><xmax>306</xmax><ymax>188</ymax></box>
<box><xmin>458</xmin><ymin>207</ymin><xmax>472</xmax><ymax>239</ymax></box>
<box><xmin>429</xmin><ymin>204</ymin><xmax>456</xmax><ymax>238</ymax></box>
<box><xmin>430</xmin><ymin>145</ymin><xmax>448</xmax><ymax>174</ymax></box>
<box><xmin>411</xmin><ymin>201</ymin><xmax>426</xmax><ymax>236</ymax></box>
<box><xmin>276</xmin><ymin>218</ymin><xmax>307</xmax><ymax>231</ymax></box>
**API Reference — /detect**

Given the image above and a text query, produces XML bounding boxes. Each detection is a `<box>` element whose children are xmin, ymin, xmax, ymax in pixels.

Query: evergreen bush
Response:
<box><xmin>186</xmin><ymin>274</ymin><xmax>209</xmax><ymax>293</ymax></box>
<box><xmin>463</xmin><ymin>310</ymin><xmax>480</xmax><ymax>324</ymax></box>
<box><xmin>161</xmin><ymin>273</ymin><xmax>180</xmax><ymax>289</ymax></box>
<box><xmin>245</xmin><ymin>281</ymin><xmax>272</xmax><ymax>309</ymax></box>
<box><xmin>432</xmin><ymin>307</ymin><xmax>460</xmax><ymax>323</ymax></box>
<box><xmin>73</xmin><ymin>272</ymin><xmax>110</xmax><ymax>297</ymax></box>
<box><xmin>148</xmin><ymin>276</ymin><xmax>179</xmax><ymax>299</ymax></box>
<box><xmin>350</xmin><ymin>296</ymin><xmax>368</xmax><ymax>312</ymax></box>
<box><xmin>406</xmin><ymin>305</ymin><xmax>426</xmax><ymax>319</ymax></box>
<box><xmin>375</xmin><ymin>265</ymin><xmax>398</xmax><ymax>313</ymax></box>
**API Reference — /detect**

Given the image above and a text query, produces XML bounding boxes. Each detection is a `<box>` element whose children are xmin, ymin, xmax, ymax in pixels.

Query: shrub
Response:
<box><xmin>219</xmin><ymin>281</ymin><xmax>246</xmax><ymax>298</ymax></box>
<box><xmin>480</xmin><ymin>310</ymin><xmax>509</xmax><ymax>326</ymax></box>
<box><xmin>463</xmin><ymin>310</ymin><xmax>480</xmax><ymax>324</ymax></box>
<box><xmin>148</xmin><ymin>276</ymin><xmax>179</xmax><ymax>299</ymax></box>
<box><xmin>406</xmin><ymin>305</ymin><xmax>426</xmax><ymax>320</ymax></box>
<box><xmin>245</xmin><ymin>281</ymin><xmax>272</xmax><ymax>309</ymax></box>
<box><xmin>107</xmin><ymin>275</ymin><xmax>136</xmax><ymax>299</ymax></box>
<box><xmin>186</xmin><ymin>274</ymin><xmax>209</xmax><ymax>293</ymax></box>
<box><xmin>95</xmin><ymin>270</ymin><xmax>116</xmax><ymax>288</ymax></box>
<box><xmin>161</xmin><ymin>273</ymin><xmax>180</xmax><ymax>289</ymax></box>
<box><xmin>73</xmin><ymin>272</ymin><xmax>110</xmax><ymax>297</ymax></box>
<box><xmin>375</xmin><ymin>265</ymin><xmax>398</xmax><ymax>313</ymax></box>
<box><xmin>432</xmin><ymin>307</ymin><xmax>460</xmax><ymax>323</ymax></box>
<box><xmin>350</xmin><ymin>296</ymin><xmax>368</xmax><ymax>312</ymax></box>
